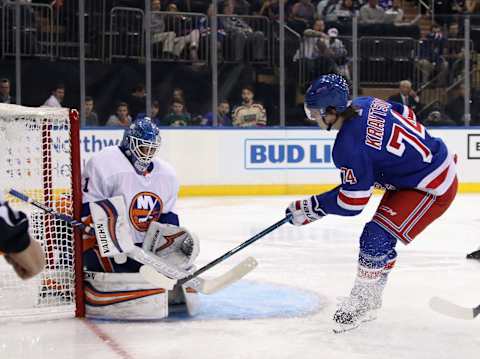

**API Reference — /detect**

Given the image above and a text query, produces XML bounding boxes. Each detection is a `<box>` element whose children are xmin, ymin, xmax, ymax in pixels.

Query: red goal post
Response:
<box><xmin>0</xmin><ymin>103</ymin><xmax>84</xmax><ymax>319</ymax></box>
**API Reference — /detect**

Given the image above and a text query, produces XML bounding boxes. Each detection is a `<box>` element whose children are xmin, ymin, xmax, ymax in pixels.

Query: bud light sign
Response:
<box><xmin>245</xmin><ymin>138</ymin><xmax>336</xmax><ymax>170</ymax></box>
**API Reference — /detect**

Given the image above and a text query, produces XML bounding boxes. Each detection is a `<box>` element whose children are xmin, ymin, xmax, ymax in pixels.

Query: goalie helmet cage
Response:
<box><xmin>0</xmin><ymin>103</ymin><xmax>84</xmax><ymax>320</ymax></box>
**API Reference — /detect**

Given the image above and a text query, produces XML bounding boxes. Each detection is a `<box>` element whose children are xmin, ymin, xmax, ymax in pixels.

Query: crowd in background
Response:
<box><xmin>1</xmin><ymin>0</ymin><xmax>480</xmax><ymax>126</ymax></box>
<box><xmin>0</xmin><ymin>78</ymin><xmax>268</xmax><ymax>127</ymax></box>
<box><xmin>2</xmin><ymin>73</ymin><xmax>475</xmax><ymax>127</ymax></box>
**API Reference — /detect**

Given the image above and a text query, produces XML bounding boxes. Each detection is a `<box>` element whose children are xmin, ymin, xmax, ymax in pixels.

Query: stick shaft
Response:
<box><xmin>9</xmin><ymin>189</ymin><xmax>94</xmax><ymax>235</ymax></box>
<box><xmin>179</xmin><ymin>215</ymin><xmax>290</xmax><ymax>285</ymax></box>
<box><xmin>12</xmin><ymin>187</ymin><xmax>290</xmax><ymax>286</ymax></box>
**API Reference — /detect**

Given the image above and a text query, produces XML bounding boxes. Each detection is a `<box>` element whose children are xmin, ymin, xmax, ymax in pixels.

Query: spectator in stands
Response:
<box><xmin>170</xmin><ymin>87</ymin><xmax>189</xmax><ymax>113</ymax></box>
<box><xmin>166</xmin><ymin>3</ymin><xmax>201</xmax><ymax>61</ymax></box>
<box><xmin>384</xmin><ymin>0</ymin><xmax>403</xmax><ymax>23</ymax></box>
<box><xmin>127</xmin><ymin>83</ymin><xmax>147</xmax><ymax>119</ymax></box>
<box><xmin>0</xmin><ymin>78</ymin><xmax>14</xmax><ymax>104</ymax></box>
<box><xmin>150</xmin><ymin>0</ymin><xmax>176</xmax><ymax>59</ymax></box>
<box><xmin>327</xmin><ymin>28</ymin><xmax>350</xmax><ymax>79</ymax></box>
<box><xmin>446</xmin><ymin>21</ymin><xmax>466</xmax><ymax>83</ymax></box>
<box><xmin>232</xmin><ymin>86</ymin><xmax>267</xmax><ymax>127</ymax></box>
<box><xmin>416</xmin><ymin>24</ymin><xmax>448</xmax><ymax>86</ymax></box>
<box><xmin>301</xmin><ymin>18</ymin><xmax>329</xmax><ymax>57</ymax></box>
<box><xmin>378</xmin><ymin>0</ymin><xmax>393</xmax><ymax>9</ymax></box>
<box><xmin>223</xmin><ymin>1</ymin><xmax>265</xmax><ymax>62</ymax></box>
<box><xmin>329</xmin><ymin>0</ymin><xmax>357</xmax><ymax>23</ymax></box>
<box><xmin>466</xmin><ymin>0</ymin><xmax>480</xmax><ymax>13</ymax></box>
<box><xmin>448</xmin><ymin>21</ymin><xmax>461</xmax><ymax>39</ymax></box>
<box><xmin>43</xmin><ymin>84</ymin><xmax>65</xmax><ymax>108</ymax></box>
<box><xmin>289</xmin><ymin>0</ymin><xmax>316</xmax><ymax>34</ymax></box>
<box><xmin>316</xmin><ymin>0</ymin><xmax>339</xmax><ymax>21</ymax></box>
<box><xmin>136</xmin><ymin>100</ymin><xmax>161</xmax><ymax>125</ymax></box>
<box><xmin>172</xmin><ymin>87</ymin><xmax>185</xmax><ymax>103</ymax></box>
<box><xmin>199</xmin><ymin>4</ymin><xmax>227</xmax><ymax>61</ymax></box>
<box><xmin>385</xmin><ymin>0</ymin><xmax>421</xmax><ymax>26</ymax></box>
<box><xmin>294</xmin><ymin>20</ymin><xmax>337</xmax><ymax>77</ymax></box>
<box><xmin>106</xmin><ymin>102</ymin><xmax>132</xmax><ymax>127</ymax></box>
<box><xmin>445</xmin><ymin>84</ymin><xmax>467</xmax><ymax>125</ymax></box>
<box><xmin>84</xmin><ymin>96</ymin><xmax>99</xmax><ymax>126</ymax></box>
<box><xmin>424</xmin><ymin>110</ymin><xmax>457</xmax><ymax>127</ymax></box>
<box><xmin>359</xmin><ymin>0</ymin><xmax>385</xmax><ymax>23</ymax></box>
<box><xmin>162</xmin><ymin>99</ymin><xmax>192</xmax><ymax>126</ymax></box>
<box><xmin>230</xmin><ymin>0</ymin><xmax>251</xmax><ymax>15</ymax></box>
<box><xmin>388</xmin><ymin>80</ymin><xmax>421</xmax><ymax>113</ymax></box>
<box><xmin>259</xmin><ymin>0</ymin><xmax>280</xmax><ymax>21</ymax></box>
<box><xmin>201</xmin><ymin>100</ymin><xmax>232</xmax><ymax>126</ymax></box>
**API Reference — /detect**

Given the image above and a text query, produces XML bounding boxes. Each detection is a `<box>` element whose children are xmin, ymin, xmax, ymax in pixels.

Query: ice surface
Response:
<box><xmin>0</xmin><ymin>194</ymin><xmax>479</xmax><ymax>359</ymax></box>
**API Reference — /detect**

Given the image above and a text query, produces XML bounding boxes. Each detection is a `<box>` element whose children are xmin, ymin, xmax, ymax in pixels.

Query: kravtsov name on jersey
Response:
<box><xmin>315</xmin><ymin>96</ymin><xmax>456</xmax><ymax>217</ymax></box>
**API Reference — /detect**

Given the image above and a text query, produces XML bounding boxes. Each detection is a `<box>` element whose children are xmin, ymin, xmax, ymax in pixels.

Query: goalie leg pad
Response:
<box><xmin>84</xmin><ymin>271</ymin><xmax>168</xmax><ymax>320</ymax></box>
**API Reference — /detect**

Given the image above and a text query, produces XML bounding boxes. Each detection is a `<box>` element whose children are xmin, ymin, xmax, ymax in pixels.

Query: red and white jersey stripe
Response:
<box><xmin>416</xmin><ymin>152</ymin><xmax>457</xmax><ymax>196</ymax></box>
<box><xmin>401</xmin><ymin>104</ymin><xmax>417</xmax><ymax>122</ymax></box>
<box><xmin>337</xmin><ymin>187</ymin><xmax>373</xmax><ymax>212</ymax></box>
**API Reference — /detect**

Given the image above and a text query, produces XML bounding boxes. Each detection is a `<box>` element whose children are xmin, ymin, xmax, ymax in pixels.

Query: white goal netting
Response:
<box><xmin>0</xmin><ymin>103</ymin><xmax>81</xmax><ymax>320</ymax></box>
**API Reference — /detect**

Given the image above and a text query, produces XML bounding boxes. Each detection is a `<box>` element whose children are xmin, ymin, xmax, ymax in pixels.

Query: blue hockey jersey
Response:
<box><xmin>316</xmin><ymin>96</ymin><xmax>456</xmax><ymax>216</ymax></box>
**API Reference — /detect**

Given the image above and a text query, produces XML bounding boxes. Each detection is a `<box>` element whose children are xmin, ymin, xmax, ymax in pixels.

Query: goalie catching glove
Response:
<box><xmin>286</xmin><ymin>196</ymin><xmax>326</xmax><ymax>226</ymax></box>
<box><xmin>142</xmin><ymin>222</ymin><xmax>200</xmax><ymax>271</ymax></box>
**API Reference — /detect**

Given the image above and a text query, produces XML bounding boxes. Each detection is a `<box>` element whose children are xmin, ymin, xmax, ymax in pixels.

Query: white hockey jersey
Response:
<box><xmin>82</xmin><ymin>146</ymin><xmax>179</xmax><ymax>244</ymax></box>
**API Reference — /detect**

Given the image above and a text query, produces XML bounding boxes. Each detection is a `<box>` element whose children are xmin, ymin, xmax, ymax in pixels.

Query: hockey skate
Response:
<box><xmin>333</xmin><ymin>277</ymin><xmax>385</xmax><ymax>333</ymax></box>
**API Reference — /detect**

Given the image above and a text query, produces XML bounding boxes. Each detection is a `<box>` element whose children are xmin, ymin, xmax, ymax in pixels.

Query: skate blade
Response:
<box><xmin>332</xmin><ymin>322</ymin><xmax>360</xmax><ymax>334</ymax></box>
<box><xmin>361</xmin><ymin>310</ymin><xmax>378</xmax><ymax>323</ymax></box>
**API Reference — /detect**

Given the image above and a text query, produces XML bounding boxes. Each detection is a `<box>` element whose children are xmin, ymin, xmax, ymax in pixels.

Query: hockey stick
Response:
<box><xmin>141</xmin><ymin>215</ymin><xmax>291</xmax><ymax>293</ymax></box>
<box><xmin>8</xmin><ymin>189</ymin><xmax>176</xmax><ymax>288</ymax></box>
<box><xmin>429</xmin><ymin>297</ymin><xmax>480</xmax><ymax>320</ymax></box>
<box><xmin>8</xmin><ymin>188</ymin><xmax>255</xmax><ymax>294</ymax></box>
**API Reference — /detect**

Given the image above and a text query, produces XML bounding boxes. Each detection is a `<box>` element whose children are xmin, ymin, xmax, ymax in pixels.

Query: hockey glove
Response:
<box><xmin>286</xmin><ymin>196</ymin><xmax>326</xmax><ymax>226</ymax></box>
<box><xmin>0</xmin><ymin>202</ymin><xmax>31</xmax><ymax>254</ymax></box>
<box><xmin>143</xmin><ymin>222</ymin><xmax>200</xmax><ymax>270</ymax></box>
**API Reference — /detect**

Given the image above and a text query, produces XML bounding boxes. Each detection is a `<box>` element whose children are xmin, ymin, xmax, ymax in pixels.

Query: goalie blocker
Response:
<box><xmin>85</xmin><ymin>196</ymin><xmax>200</xmax><ymax>319</ymax></box>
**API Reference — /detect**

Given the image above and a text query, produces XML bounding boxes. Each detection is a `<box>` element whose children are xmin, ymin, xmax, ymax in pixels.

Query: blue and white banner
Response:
<box><xmin>245</xmin><ymin>138</ymin><xmax>335</xmax><ymax>170</ymax></box>
<box><xmin>69</xmin><ymin>128</ymin><xmax>480</xmax><ymax>187</ymax></box>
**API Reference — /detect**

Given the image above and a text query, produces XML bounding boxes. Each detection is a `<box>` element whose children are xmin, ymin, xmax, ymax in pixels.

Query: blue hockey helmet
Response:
<box><xmin>304</xmin><ymin>74</ymin><xmax>349</xmax><ymax>129</ymax></box>
<box><xmin>121</xmin><ymin>117</ymin><xmax>162</xmax><ymax>174</ymax></box>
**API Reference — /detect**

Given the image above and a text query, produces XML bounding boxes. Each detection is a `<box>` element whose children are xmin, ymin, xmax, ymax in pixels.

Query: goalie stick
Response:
<box><xmin>429</xmin><ymin>297</ymin><xmax>480</xmax><ymax>320</ymax></box>
<box><xmin>141</xmin><ymin>215</ymin><xmax>291</xmax><ymax>290</ymax></box>
<box><xmin>8</xmin><ymin>188</ymin><xmax>256</xmax><ymax>294</ymax></box>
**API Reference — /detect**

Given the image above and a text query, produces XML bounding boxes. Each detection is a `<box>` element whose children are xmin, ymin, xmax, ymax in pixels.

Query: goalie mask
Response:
<box><xmin>121</xmin><ymin>117</ymin><xmax>162</xmax><ymax>174</ymax></box>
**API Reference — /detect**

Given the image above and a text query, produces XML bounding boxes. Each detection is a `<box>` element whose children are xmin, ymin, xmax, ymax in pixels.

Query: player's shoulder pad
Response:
<box><xmin>87</xmin><ymin>145</ymin><xmax>121</xmax><ymax>163</ymax></box>
<box><xmin>85</xmin><ymin>146</ymin><xmax>125</xmax><ymax>174</ymax></box>
<box><xmin>386</xmin><ymin>100</ymin><xmax>404</xmax><ymax>114</ymax></box>
<box><xmin>152</xmin><ymin>157</ymin><xmax>178</xmax><ymax>179</ymax></box>
<box><xmin>350</xmin><ymin>96</ymin><xmax>374</xmax><ymax>109</ymax></box>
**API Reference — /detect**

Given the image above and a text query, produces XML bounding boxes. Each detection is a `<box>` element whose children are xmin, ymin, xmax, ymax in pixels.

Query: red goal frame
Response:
<box><xmin>69</xmin><ymin>109</ymin><xmax>85</xmax><ymax>317</ymax></box>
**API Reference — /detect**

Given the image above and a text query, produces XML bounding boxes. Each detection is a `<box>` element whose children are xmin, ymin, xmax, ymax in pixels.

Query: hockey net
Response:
<box><xmin>0</xmin><ymin>103</ymin><xmax>83</xmax><ymax>320</ymax></box>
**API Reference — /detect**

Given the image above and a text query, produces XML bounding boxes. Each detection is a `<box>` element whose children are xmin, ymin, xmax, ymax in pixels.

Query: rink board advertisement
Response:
<box><xmin>76</xmin><ymin>128</ymin><xmax>480</xmax><ymax>195</ymax></box>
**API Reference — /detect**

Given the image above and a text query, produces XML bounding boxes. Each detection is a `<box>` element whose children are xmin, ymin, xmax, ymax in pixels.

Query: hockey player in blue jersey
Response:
<box><xmin>286</xmin><ymin>74</ymin><xmax>458</xmax><ymax>332</ymax></box>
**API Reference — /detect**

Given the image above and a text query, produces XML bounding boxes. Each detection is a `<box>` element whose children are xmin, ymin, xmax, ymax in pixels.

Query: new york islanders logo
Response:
<box><xmin>129</xmin><ymin>192</ymin><xmax>163</xmax><ymax>232</ymax></box>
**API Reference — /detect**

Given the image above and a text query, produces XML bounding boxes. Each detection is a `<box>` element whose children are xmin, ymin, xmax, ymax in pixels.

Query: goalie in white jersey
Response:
<box><xmin>81</xmin><ymin>117</ymin><xmax>200</xmax><ymax>320</ymax></box>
